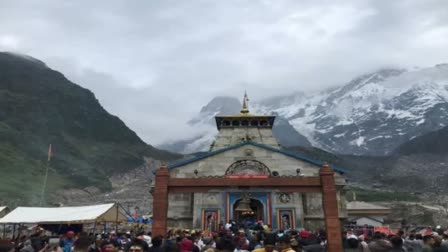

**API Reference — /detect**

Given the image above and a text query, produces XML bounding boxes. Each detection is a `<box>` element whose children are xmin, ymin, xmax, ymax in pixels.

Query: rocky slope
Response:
<box><xmin>286</xmin><ymin>124</ymin><xmax>448</xmax><ymax>195</ymax></box>
<box><xmin>0</xmin><ymin>52</ymin><xmax>180</xmax><ymax>206</ymax></box>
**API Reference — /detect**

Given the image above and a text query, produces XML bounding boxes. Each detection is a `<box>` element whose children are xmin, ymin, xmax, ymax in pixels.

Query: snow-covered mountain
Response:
<box><xmin>160</xmin><ymin>64</ymin><xmax>448</xmax><ymax>155</ymax></box>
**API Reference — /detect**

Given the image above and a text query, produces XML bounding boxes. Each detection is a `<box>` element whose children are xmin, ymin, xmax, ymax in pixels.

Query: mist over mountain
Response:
<box><xmin>159</xmin><ymin>96</ymin><xmax>312</xmax><ymax>154</ymax></box>
<box><xmin>161</xmin><ymin>64</ymin><xmax>448</xmax><ymax>156</ymax></box>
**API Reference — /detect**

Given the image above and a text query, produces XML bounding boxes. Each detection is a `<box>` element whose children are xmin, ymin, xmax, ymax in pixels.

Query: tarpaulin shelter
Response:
<box><xmin>0</xmin><ymin>203</ymin><xmax>127</xmax><ymax>224</ymax></box>
<box><xmin>127</xmin><ymin>215</ymin><xmax>152</xmax><ymax>224</ymax></box>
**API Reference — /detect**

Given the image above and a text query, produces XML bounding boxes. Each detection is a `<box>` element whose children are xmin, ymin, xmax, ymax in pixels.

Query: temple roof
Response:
<box><xmin>214</xmin><ymin>92</ymin><xmax>276</xmax><ymax>130</ymax></box>
<box><xmin>167</xmin><ymin>141</ymin><xmax>346</xmax><ymax>174</ymax></box>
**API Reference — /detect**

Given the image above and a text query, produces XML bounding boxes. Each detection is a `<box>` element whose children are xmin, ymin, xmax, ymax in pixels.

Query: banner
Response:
<box><xmin>227</xmin><ymin>174</ymin><xmax>269</xmax><ymax>179</ymax></box>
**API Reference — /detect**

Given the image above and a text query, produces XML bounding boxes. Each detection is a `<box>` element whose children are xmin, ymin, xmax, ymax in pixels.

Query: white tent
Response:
<box><xmin>0</xmin><ymin>203</ymin><xmax>128</xmax><ymax>224</ymax></box>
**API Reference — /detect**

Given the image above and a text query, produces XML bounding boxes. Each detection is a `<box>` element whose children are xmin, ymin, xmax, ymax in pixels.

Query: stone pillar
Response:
<box><xmin>152</xmin><ymin>165</ymin><xmax>170</xmax><ymax>237</ymax></box>
<box><xmin>320</xmin><ymin>163</ymin><xmax>343</xmax><ymax>252</ymax></box>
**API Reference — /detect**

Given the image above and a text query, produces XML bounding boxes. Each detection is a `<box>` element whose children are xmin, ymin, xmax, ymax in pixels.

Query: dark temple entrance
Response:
<box><xmin>233</xmin><ymin>198</ymin><xmax>264</xmax><ymax>228</ymax></box>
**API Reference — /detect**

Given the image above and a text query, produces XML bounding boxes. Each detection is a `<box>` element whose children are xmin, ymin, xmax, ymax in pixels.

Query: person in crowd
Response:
<box><xmin>358</xmin><ymin>235</ymin><xmax>370</xmax><ymax>252</ymax></box>
<box><xmin>73</xmin><ymin>236</ymin><xmax>92</xmax><ymax>252</ymax></box>
<box><xmin>127</xmin><ymin>240</ymin><xmax>146</xmax><ymax>252</ymax></box>
<box><xmin>277</xmin><ymin>235</ymin><xmax>294</xmax><ymax>252</ymax></box>
<box><xmin>423</xmin><ymin>235</ymin><xmax>435</xmax><ymax>252</ymax></box>
<box><xmin>251</xmin><ymin>234</ymin><xmax>277</xmax><ymax>252</ymax></box>
<box><xmin>214</xmin><ymin>236</ymin><xmax>235</xmax><ymax>252</ymax></box>
<box><xmin>179</xmin><ymin>235</ymin><xmax>194</xmax><ymax>252</ymax></box>
<box><xmin>0</xmin><ymin>241</ymin><xmax>15</xmax><ymax>252</ymax></box>
<box><xmin>404</xmin><ymin>233</ymin><xmax>423</xmax><ymax>252</ymax></box>
<box><xmin>100</xmin><ymin>241</ymin><xmax>117</xmax><ymax>252</ymax></box>
<box><xmin>120</xmin><ymin>234</ymin><xmax>131</xmax><ymax>251</ymax></box>
<box><xmin>368</xmin><ymin>232</ymin><xmax>392</xmax><ymax>252</ymax></box>
<box><xmin>200</xmin><ymin>237</ymin><xmax>215</xmax><ymax>252</ymax></box>
<box><xmin>344</xmin><ymin>237</ymin><xmax>360</xmax><ymax>252</ymax></box>
<box><xmin>432</xmin><ymin>235</ymin><xmax>448</xmax><ymax>252</ymax></box>
<box><xmin>389</xmin><ymin>235</ymin><xmax>407</xmax><ymax>252</ymax></box>
<box><xmin>60</xmin><ymin>231</ymin><xmax>75</xmax><ymax>252</ymax></box>
<box><xmin>108</xmin><ymin>233</ymin><xmax>120</xmax><ymax>249</ymax></box>
<box><xmin>442</xmin><ymin>231</ymin><xmax>448</xmax><ymax>248</ymax></box>
<box><xmin>147</xmin><ymin>236</ymin><xmax>162</xmax><ymax>252</ymax></box>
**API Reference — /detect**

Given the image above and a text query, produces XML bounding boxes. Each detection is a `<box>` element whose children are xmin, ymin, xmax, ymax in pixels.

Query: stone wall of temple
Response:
<box><xmin>167</xmin><ymin>192</ymin><xmax>193</xmax><ymax>229</ymax></box>
<box><xmin>192</xmin><ymin>192</ymin><xmax>224</xmax><ymax>230</ymax></box>
<box><xmin>169</xmin><ymin>145</ymin><xmax>345</xmax><ymax>186</ymax></box>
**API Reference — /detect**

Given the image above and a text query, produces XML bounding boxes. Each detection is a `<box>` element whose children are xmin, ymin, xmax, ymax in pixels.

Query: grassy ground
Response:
<box><xmin>0</xmin><ymin>143</ymin><xmax>72</xmax><ymax>206</ymax></box>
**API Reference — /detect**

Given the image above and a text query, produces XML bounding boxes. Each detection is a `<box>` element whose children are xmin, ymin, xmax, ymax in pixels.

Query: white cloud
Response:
<box><xmin>0</xmin><ymin>0</ymin><xmax>448</xmax><ymax>145</ymax></box>
<box><xmin>0</xmin><ymin>34</ymin><xmax>20</xmax><ymax>50</ymax></box>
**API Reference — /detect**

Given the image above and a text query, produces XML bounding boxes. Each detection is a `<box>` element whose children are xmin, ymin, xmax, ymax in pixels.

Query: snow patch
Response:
<box><xmin>334</xmin><ymin>132</ymin><xmax>346</xmax><ymax>138</ymax></box>
<box><xmin>350</xmin><ymin>136</ymin><xmax>365</xmax><ymax>147</ymax></box>
<box><xmin>415</xmin><ymin>118</ymin><xmax>425</xmax><ymax>125</ymax></box>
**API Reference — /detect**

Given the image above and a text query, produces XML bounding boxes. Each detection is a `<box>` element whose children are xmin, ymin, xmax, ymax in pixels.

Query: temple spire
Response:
<box><xmin>240</xmin><ymin>91</ymin><xmax>250</xmax><ymax>115</ymax></box>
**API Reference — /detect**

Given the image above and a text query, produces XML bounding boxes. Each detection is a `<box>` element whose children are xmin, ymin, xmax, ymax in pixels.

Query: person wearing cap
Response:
<box><xmin>61</xmin><ymin>231</ymin><xmax>75</xmax><ymax>252</ymax></box>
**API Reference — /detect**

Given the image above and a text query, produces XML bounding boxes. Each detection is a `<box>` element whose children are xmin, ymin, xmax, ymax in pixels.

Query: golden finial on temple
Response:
<box><xmin>240</xmin><ymin>91</ymin><xmax>250</xmax><ymax>114</ymax></box>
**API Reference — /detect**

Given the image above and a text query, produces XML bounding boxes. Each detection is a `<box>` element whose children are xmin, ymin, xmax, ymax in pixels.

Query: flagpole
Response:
<box><xmin>39</xmin><ymin>144</ymin><xmax>51</xmax><ymax>207</ymax></box>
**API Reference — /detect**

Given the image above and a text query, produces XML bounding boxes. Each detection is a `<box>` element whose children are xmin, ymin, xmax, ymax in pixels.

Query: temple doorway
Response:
<box><xmin>233</xmin><ymin>198</ymin><xmax>264</xmax><ymax>228</ymax></box>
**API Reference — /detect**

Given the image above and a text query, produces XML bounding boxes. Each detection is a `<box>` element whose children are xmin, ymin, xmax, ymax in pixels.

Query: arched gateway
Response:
<box><xmin>151</xmin><ymin>93</ymin><xmax>347</xmax><ymax>252</ymax></box>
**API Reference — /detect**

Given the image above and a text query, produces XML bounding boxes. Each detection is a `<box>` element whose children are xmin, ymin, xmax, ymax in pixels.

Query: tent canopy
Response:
<box><xmin>0</xmin><ymin>203</ymin><xmax>128</xmax><ymax>224</ymax></box>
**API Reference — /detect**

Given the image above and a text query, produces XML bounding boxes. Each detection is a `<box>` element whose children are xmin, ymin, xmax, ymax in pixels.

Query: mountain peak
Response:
<box><xmin>0</xmin><ymin>51</ymin><xmax>47</xmax><ymax>68</ymax></box>
<box><xmin>0</xmin><ymin>53</ymin><xmax>179</xmax><ymax>204</ymax></box>
<box><xmin>199</xmin><ymin>96</ymin><xmax>241</xmax><ymax>114</ymax></box>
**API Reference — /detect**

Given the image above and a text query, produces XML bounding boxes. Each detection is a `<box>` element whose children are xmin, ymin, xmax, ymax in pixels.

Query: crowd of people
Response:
<box><xmin>1</xmin><ymin>224</ymin><xmax>448</xmax><ymax>252</ymax></box>
<box><xmin>342</xmin><ymin>226</ymin><xmax>448</xmax><ymax>252</ymax></box>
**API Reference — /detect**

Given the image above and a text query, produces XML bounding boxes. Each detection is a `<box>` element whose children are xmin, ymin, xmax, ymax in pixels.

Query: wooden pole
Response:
<box><xmin>12</xmin><ymin>224</ymin><xmax>16</xmax><ymax>240</ymax></box>
<box><xmin>40</xmin><ymin>145</ymin><xmax>52</xmax><ymax>207</ymax></box>
<box><xmin>2</xmin><ymin>224</ymin><xmax>5</xmax><ymax>239</ymax></box>
<box><xmin>115</xmin><ymin>204</ymin><xmax>119</xmax><ymax>233</ymax></box>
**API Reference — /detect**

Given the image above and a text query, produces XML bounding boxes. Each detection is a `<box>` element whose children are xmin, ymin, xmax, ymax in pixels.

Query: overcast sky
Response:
<box><xmin>1</xmin><ymin>0</ymin><xmax>448</xmax><ymax>145</ymax></box>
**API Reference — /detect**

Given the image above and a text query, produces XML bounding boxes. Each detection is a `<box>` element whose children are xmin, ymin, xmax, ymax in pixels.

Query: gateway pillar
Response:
<box><xmin>320</xmin><ymin>163</ymin><xmax>343</xmax><ymax>252</ymax></box>
<box><xmin>152</xmin><ymin>165</ymin><xmax>169</xmax><ymax>236</ymax></box>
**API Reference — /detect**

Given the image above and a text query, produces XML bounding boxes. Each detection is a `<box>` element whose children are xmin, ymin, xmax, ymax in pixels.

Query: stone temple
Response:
<box><xmin>151</xmin><ymin>93</ymin><xmax>347</xmax><ymax>251</ymax></box>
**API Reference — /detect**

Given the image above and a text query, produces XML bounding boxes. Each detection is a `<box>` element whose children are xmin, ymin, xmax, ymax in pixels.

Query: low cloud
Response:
<box><xmin>1</xmin><ymin>0</ymin><xmax>448</xmax><ymax>144</ymax></box>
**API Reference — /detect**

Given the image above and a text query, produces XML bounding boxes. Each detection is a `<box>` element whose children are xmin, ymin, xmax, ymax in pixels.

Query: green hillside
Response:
<box><xmin>0</xmin><ymin>52</ymin><xmax>180</xmax><ymax>206</ymax></box>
